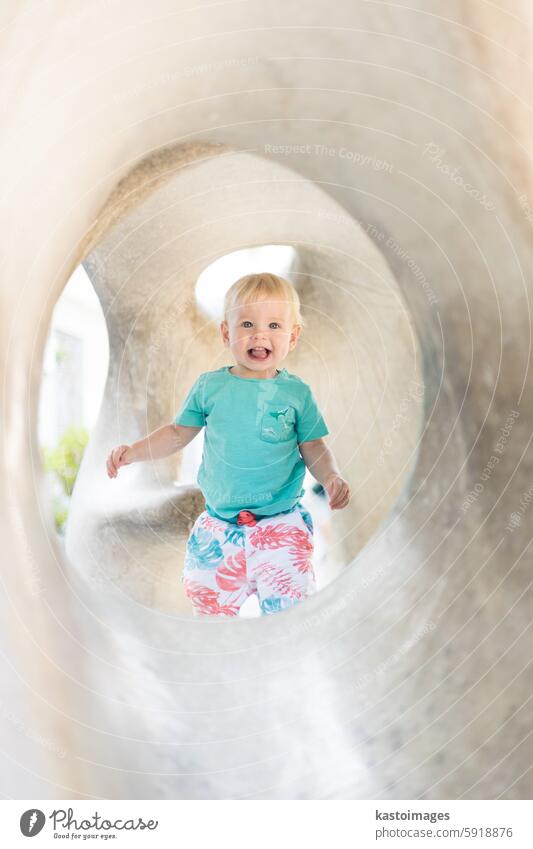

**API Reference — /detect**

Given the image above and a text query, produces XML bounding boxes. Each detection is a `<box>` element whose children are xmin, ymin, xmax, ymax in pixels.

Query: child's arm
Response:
<box><xmin>299</xmin><ymin>437</ymin><xmax>350</xmax><ymax>510</ymax></box>
<box><xmin>106</xmin><ymin>424</ymin><xmax>202</xmax><ymax>478</ymax></box>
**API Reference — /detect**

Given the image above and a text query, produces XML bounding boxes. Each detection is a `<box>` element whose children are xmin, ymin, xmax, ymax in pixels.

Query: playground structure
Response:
<box><xmin>1</xmin><ymin>1</ymin><xmax>532</xmax><ymax>799</ymax></box>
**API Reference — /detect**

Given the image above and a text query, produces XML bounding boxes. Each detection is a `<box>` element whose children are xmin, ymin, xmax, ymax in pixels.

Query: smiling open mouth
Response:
<box><xmin>247</xmin><ymin>347</ymin><xmax>271</xmax><ymax>360</ymax></box>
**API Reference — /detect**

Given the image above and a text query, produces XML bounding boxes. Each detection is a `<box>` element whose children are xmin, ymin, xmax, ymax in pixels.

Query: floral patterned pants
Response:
<box><xmin>182</xmin><ymin>502</ymin><xmax>316</xmax><ymax>616</ymax></box>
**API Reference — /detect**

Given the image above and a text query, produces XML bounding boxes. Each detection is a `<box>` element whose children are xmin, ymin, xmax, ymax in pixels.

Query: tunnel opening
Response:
<box><xmin>48</xmin><ymin>142</ymin><xmax>426</xmax><ymax>621</ymax></box>
<box><xmin>38</xmin><ymin>265</ymin><xmax>109</xmax><ymax>544</ymax></box>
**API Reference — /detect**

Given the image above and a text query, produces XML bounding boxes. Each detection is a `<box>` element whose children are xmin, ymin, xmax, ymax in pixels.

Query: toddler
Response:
<box><xmin>106</xmin><ymin>272</ymin><xmax>350</xmax><ymax>617</ymax></box>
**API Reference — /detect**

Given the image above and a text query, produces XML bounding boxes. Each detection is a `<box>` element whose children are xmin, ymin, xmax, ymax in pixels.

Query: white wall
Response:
<box><xmin>38</xmin><ymin>266</ymin><xmax>109</xmax><ymax>448</ymax></box>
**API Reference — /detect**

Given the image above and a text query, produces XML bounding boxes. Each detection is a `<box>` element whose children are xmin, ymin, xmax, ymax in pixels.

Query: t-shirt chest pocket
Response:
<box><xmin>260</xmin><ymin>401</ymin><xmax>297</xmax><ymax>443</ymax></box>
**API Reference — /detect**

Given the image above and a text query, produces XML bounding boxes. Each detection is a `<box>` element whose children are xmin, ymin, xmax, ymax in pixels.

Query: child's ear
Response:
<box><xmin>220</xmin><ymin>320</ymin><xmax>229</xmax><ymax>345</ymax></box>
<box><xmin>290</xmin><ymin>324</ymin><xmax>302</xmax><ymax>347</ymax></box>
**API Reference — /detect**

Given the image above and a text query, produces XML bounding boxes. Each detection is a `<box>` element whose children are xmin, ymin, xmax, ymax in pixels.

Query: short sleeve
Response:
<box><xmin>173</xmin><ymin>375</ymin><xmax>206</xmax><ymax>427</ymax></box>
<box><xmin>296</xmin><ymin>385</ymin><xmax>329</xmax><ymax>443</ymax></box>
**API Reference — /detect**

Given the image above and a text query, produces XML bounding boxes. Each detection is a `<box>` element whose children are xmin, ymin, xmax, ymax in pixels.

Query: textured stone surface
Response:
<box><xmin>0</xmin><ymin>0</ymin><xmax>532</xmax><ymax>799</ymax></box>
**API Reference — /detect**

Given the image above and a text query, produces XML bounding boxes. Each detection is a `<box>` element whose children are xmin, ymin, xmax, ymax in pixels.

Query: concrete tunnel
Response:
<box><xmin>0</xmin><ymin>1</ymin><xmax>532</xmax><ymax>799</ymax></box>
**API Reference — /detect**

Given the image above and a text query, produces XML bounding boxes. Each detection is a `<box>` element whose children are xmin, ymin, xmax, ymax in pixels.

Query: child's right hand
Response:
<box><xmin>106</xmin><ymin>444</ymin><xmax>133</xmax><ymax>478</ymax></box>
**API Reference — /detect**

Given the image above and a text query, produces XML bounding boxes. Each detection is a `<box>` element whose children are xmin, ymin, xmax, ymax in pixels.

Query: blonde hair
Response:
<box><xmin>223</xmin><ymin>272</ymin><xmax>304</xmax><ymax>328</ymax></box>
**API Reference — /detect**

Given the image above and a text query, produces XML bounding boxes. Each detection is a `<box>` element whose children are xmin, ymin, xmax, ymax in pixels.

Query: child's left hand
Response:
<box><xmin>324</xmin><ymin>473</ymin><xmax>351</xmax><ymax>510</ymax></box>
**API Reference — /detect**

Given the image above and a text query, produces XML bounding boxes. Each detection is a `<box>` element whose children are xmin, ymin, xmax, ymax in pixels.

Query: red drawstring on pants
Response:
<box><xmin>237</xmin><ymin>510</ymin><xmax>258</xmax><ymax>526</ymax></box>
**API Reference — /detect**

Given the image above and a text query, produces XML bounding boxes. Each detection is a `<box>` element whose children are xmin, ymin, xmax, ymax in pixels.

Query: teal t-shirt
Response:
<box><xmin>173</xmin><ymin>366</ymin><xmax>329</xmax><ymax>522</ymax></box>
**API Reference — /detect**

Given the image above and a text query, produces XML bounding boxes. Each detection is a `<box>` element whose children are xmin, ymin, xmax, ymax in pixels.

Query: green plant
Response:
<box><xmin>55</xmin><ymin>346</ymin><xmax>69</xmax><ymax>366</ymax></box>
<box><xmin>42</xmin><ymin>425</ymin><xmax>89</xmax><ymax>533</ymax></box>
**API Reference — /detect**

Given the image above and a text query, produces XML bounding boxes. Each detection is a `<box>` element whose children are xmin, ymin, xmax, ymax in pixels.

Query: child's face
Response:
<box><xmin>220</xmin><ymin>297</ymin><xmax>301</xmax><ymax>372</ymax></box>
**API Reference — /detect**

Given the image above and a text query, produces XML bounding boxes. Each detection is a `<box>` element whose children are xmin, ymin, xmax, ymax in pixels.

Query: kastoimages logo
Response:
<box><xmin>20</xmin><ymin>809</ymin><xmax>46</xmax><ymax>836</ymax></box>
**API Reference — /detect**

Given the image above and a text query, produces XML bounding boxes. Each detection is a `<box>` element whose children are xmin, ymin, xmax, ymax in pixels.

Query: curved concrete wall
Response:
<box><xmin>1</xmin><ymin>1</ymin><xmax>532</xmax><ymax>799</ymax></box>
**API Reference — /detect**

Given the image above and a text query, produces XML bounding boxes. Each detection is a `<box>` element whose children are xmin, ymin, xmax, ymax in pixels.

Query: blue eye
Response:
<box><xmin>240</xmin><ymin>320</ymin><xmax>281</xmax><ymax>329</ymax></box>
